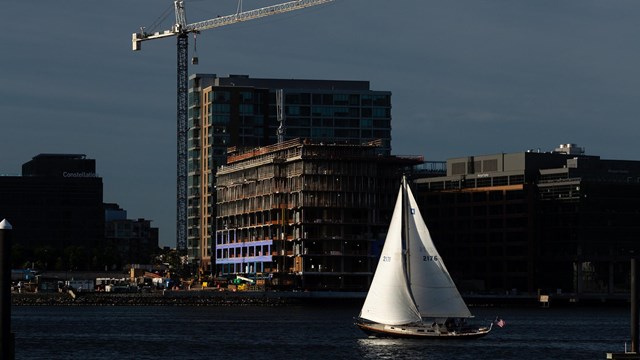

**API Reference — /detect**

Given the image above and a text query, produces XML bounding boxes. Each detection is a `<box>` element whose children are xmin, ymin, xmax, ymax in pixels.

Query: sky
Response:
<box><xmin>2</xmin><ymin>0</ymin><xmax>640</xmax><ymax>247</ymax></box>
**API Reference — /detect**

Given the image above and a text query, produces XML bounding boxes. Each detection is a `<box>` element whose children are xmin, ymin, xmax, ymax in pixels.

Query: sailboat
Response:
<box><xmin>355</xmin><ymin>176</ymin><xmax>492</xmax><ymax>339</ymax></box>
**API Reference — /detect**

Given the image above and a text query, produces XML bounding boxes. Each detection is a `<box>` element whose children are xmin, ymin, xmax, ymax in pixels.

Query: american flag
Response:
<box><xmin>494</xmin><ymin>318</ymin><xmax>506</xmax><ymax>328</ymax></box>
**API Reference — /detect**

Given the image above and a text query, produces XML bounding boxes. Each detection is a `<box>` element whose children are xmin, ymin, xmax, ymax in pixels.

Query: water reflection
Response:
<box><xmin>356</xmin><ymin>337</ymin><xmax>409</xmax><ymax>359</ymax></box>
<box><xmin>355</xmin><ymin>337</ymin><xmax>472</xmax><ymax>360</ymax></box>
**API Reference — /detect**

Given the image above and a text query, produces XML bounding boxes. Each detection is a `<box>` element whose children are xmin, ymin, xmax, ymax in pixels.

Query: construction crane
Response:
<box><xmin>132</xmin><ymin>0</ymin><xmax>334</xmax><ymax>252</ymax></box>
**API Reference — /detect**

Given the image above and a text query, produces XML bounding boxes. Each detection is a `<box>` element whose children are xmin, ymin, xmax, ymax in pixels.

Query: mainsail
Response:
<box><xmin>359</xmin><ymin>187</ymin><xmax>422</xmax><ymax>325</ymax></box>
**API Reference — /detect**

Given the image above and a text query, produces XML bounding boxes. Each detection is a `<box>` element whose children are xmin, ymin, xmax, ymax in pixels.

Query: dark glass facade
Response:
<box><xmin>413</xmin><ymin>148</ymin><xmax>640</xmax><ymax>298</ymax></box>
<box><xmin>0</xmin><ymin>154</ymin><xmax>104</xmax><ymax>269</ymax></box>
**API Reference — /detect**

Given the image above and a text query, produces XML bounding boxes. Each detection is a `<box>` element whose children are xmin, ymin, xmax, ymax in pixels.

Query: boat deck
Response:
<box><xmin>355</xmin><ymin>319</ymin><xmax>491</xmax><ymax>339</ymax></box>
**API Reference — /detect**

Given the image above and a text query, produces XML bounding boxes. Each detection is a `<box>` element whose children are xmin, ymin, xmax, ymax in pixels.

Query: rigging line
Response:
<box><xmin>186</xmin><ymin>0</ymin><xmax>240</xmax><ymax>15</ymax></box>
<box><xmin>184</xmin><ymin>1</ymin><xmax>232</xmax><ymax>25</ymax></box>
<box><xmin>146</xmin><ymin>3</ymin><xmax>174</xmax><ymax>34</ymax></box>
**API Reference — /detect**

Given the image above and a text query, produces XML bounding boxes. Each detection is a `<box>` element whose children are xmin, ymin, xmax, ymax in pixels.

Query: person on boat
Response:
<box><xmin>445</xmin><ymin>318</ymin><xmax>455</xmax><ymax>330</ymax></box>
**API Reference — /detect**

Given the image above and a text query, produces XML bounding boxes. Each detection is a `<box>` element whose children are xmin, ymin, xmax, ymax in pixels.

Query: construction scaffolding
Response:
<box><xmin>214</xmin><ymin>139</ymin><xmax>421</xmax><ymax>291</ymax></box>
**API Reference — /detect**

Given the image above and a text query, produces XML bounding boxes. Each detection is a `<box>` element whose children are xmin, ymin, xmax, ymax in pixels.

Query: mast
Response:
<box><xmin>402</xmin><ymin>176</ymin><xmax>421</xmax><ymax>316</ymax></box>
<box><xmin>402</xmin><ymin>176</ymin><xmax>411</xmax><ymax>283</ymax></box>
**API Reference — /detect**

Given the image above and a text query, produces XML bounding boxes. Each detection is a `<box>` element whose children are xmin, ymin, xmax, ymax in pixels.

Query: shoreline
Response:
<box><xmin>11</xmin><ymin>290</ymin><xmax>632</xmax><ymax>307</ymax></box>
<box><xmin>10</xmin><ymin>290</ymin><xmax>367</xmax><ymax>307</ymax></box>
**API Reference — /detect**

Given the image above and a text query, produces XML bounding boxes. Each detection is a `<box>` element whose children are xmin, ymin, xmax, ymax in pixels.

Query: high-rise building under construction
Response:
<box><xmin>187</xmin><ymin>74</ymin><xmax>394</xmax><ymax>270</ymax></box>
<box><xmin>214</xmin><ymin>139</ymin><xmax>420</xmax><ymax>290</ymax></box>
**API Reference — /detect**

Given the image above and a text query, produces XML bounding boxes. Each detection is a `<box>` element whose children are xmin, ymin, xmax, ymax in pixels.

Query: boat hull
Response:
<box><xmin>355</xmin><ymin>320</ymin><xmax>491</xmax><ymax>339</ymax></box>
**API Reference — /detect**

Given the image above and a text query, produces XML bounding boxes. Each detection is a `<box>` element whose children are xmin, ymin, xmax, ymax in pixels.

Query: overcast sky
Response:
<box><xmin>2</xmin><ymin>1</ymin><xmax>639</xmax><ymax>247</ymax></box>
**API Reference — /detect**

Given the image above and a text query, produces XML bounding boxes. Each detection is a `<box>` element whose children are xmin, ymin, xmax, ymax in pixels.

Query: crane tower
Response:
<box><xmin>132</xmin><ymin>0</ymin><xmax>334</xmax><ymax>251</ymax></box>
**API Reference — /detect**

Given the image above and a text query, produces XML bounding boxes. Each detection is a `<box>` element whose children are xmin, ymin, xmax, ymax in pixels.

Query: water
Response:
<box><xmin>11</xmin><ymin>304</ymin><xmax>630</xmax><ymax>359</ymax></box>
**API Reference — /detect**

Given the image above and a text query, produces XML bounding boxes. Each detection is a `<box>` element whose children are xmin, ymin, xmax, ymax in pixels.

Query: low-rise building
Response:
<box><xmin>104</xmin><ymin>204</ymin><xmax>160</xmax><ymax>266</ymax></box>
<box><xmin>413</xmin><ymin>144</ymin><xmax>640</xmax><ymax>297</ymax></box>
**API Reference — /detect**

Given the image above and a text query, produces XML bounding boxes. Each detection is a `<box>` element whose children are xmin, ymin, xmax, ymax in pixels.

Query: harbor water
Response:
<box><xmin>11</xmin><ymin>304</ymin><xmax>630</xmax><ymax>359</ymax></box>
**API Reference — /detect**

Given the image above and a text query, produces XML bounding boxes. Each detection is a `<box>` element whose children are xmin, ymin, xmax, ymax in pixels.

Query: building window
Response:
<box><xmin>493</xmin><ymin>176</ymin><xmax>508</xmax><ymax>186</ymax></box>
<box><xmin>509</xmin><ymin>175</ymin><xmax>524</xmax><ymax>185</ymax></box>
<box><xmin>288</xmin><ymin>128</ymin><xmax>310</xmax><ymax>137</ymax></box>
<box><xmin>240</xmin><ymin>91</ymin><xmax>253</xmax><ymax>103</ymax></box>
<box><xmin>372</xmin><ymin>130</ymin><xmax>390</xmax><ymax>138</ymax></box>
<box><xmin>213</xmin><ymin>115</ymin><xmax>229</xmax><ymax>124</ymax></box>
<box><xmin>373</xmin><ymin>95</ymin><xmax>390</xmax><ymax>106</ymax></box>
<box><xmin>452</xmin><ymin>162</ymin><xmax>466</xmax><ymax>175</ymax></box>
<box><xmin>372</xmin><ymin>108</ymin><xmax>389</xmax><ymax>118</ymax></box>
<box><xmin>483</xmin><ymin>159</ymin><xmax>498</xmax><ymax>172</ymax></box>
<box><xmin>213</xmin><ymin>104</ymin><xmax>230</xmax><ymax>114</ymax></box>
<box><xmin>287</xmin><ymin>106</ymin><xmax>301</xmax><ymax>116</ymax></box>
<box><xmin>333</xmin><ymin>94</ymin><xmax>348</xmax><ymax>105</ymax></box>
<box><xmin>312</xmin><ymin>128</ymin><xmax>334</xmax><ymax>137</ymax></box>
<box><xmin>311</xmin><ymin>106</ymin><xmax>332</xmax><ymax>116</ymax></box>
<box><xmin>287</xmin><ymin>117</ymin><xmax>310</xmax><ymax>127</ymax></box>
<box><xmin>373</xmin><ymin>119</ymin><xmax>390</xmax><ymax>128</ymax></box>
<box><xmin>333</xmin><ymin>107</ymin><xmax>349</xmax><ymax>117</ymax></box>
<box><xmin>213</xmin><ymin>91</ymin><xmax>230</xmax><ymax>103</ymax></box>
<box><xmin>477</xmin><ymin>178</ymin><xmax>491</xmax><ymax>187</ymax></box>
<box><xmin>239</xmin><ymin>104</ymin><xmax>254</xmax><ymax>115</ymax></box>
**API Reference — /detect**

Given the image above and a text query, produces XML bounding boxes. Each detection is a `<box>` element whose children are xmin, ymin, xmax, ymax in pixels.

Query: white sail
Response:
<box><xmin>359</xmin><ymin>187</ymin><xmax>422</xmax><ymax>325</ymax></box>
<box><xmin>406</xmin><ymin>185</ymin><xmax>473</xmax><ymax>319</ymax></box>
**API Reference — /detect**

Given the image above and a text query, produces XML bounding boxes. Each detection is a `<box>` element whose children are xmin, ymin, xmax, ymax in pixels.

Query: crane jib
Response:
<box><xmin>131</xmin><ymin>0</ymin><xmax>334</xmax><ymax>51</ymax></box>
<box><xmin>187</xmin><ymin>0</ymin><xmax>334</xmax><ymax>33</ymax></box>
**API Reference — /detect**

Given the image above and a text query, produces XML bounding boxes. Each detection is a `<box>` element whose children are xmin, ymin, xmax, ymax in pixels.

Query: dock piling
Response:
<box><xmin>607</xmin><ymin>257</ymin><xmax>640</xmax><ymax>359</ymax></box>
<box><xmin>0</xmin><ymin>219</ymin><xmax>15</xmax><ymax>360</ymax></box>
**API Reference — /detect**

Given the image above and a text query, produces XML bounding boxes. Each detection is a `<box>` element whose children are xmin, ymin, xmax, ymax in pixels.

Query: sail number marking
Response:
<box><xmin>383</xmin><ymin>256</ymin><xmax>392</xmax><ymax>262</ymax></box>
<box><xmin>423</xmin><ymin>255</ymin><xmax>438</xmax><ymax>261</ymax></box>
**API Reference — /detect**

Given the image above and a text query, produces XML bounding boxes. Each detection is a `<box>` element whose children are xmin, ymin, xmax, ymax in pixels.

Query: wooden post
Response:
<box><xmin>606</xmin><ymin>258</ymin><xmax>640</xmax><ymax>360</ymax></box>
<box><xmin>632</xmin><ymin>258</ymin><xmax>638</xmax><ymax>354</ymax></box>
<box><xmin>0</xmin><ymin>219</ymin><xmax>14</xmax><ymax>360</ymax></box>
